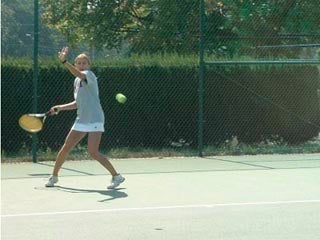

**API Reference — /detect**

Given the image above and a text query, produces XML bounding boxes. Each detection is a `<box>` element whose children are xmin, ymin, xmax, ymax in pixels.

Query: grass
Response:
<box><xmin>204</xmin><ymin>141</ymin><xmax>320</xmax><ymax>156</ymax></box>
<box><xmin>2</xmin><ymin>137</ymin><xmax>319</xmax><ymax>163</ymax></box>
<box><xmin>1</xmin><ymin>54</ymin><xmax>200</xmax><ymax>68</ymax></box>
<box><xmin>3</xmin><ymin>53</ymin><xmax>311</xmax><ymax>69</ymax></box>
<box><xmin>95</xmin><ymin>53</ymin><xmax>200</xmax><ymax>67</ymax></box>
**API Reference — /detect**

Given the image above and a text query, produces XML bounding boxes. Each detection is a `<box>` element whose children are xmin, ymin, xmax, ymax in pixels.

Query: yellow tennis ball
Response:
<box><xmin>116</xmin><ymin>93</ymin><xmax>127</xmax><ymax>103</ymax></box>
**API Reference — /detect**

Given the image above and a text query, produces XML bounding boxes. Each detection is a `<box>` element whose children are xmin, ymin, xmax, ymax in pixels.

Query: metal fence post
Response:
<box><xmin>32</xmin><ymin>0</ymin><xmax>39</xmax><ymax>163</ymax></box>
<box><xmin>198</xmin><ymin>0</ymin><xmax>205</xmax><ymax>157</ymax></box>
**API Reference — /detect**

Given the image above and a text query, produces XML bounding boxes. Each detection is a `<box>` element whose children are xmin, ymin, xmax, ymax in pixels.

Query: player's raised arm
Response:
<box><xmin>58</xmin><ymin>47</ymin><xmax>86</xmax><ymax>80</ymax></box>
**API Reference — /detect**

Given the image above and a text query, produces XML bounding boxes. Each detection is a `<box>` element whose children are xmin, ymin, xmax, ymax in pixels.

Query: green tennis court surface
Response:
<box><xmin>2</xmin><ymin>154</ymin><xmax>320</xmax><ymax>240</ymax></box>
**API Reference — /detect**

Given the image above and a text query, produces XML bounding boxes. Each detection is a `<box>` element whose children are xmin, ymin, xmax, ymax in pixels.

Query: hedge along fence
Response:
<box><xmin>1</xmin><ymin>64</ymin><xmax>320</xmax><ymax>153</ymax></box>
<box><xmin>204</xmin><ymin>66</ymin><xmax>320</xmax><ymax>144</ymax></box>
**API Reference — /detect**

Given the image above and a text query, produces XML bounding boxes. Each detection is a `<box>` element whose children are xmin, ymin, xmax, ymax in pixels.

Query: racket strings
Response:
<box><xmin>19</xmin><ymin>115</ymin><xmax>44</xmax><ymax>132</ymax></box>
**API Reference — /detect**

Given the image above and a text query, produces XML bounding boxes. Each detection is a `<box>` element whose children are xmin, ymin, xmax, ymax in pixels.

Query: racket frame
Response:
<box><xmin>19</xmin><ymin>108</ymin><xmax>58</xmax><ymax>133</ymax></box>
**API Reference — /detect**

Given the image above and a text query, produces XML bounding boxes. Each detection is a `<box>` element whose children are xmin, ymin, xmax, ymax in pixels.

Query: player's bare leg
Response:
<box><xmin>53</xmin><ymin>130</ymin><xmax>86</xmax><ymax>176</ymax></box>
<box><xmin>46</xmin><ymin>130</ymin><xmax>86</xmax><ymax>187</ymax></box>
<box><xmin>87</xmin><ymin>132</ymin><xmax>118</xmax><ymax>176</ymax></box>
<box><xmin>88</xmin><ymin>132</ymin><xmax>125</xmax><ymax>189</ymax></box>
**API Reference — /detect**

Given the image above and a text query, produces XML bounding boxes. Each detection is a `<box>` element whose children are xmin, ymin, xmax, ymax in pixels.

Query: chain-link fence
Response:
<box><xmin>199</xmin><ymin>1</ymin><xmax>320</xmax><ymax>155</ymax></box>
<box><xmin>2</xmin><ymin>0</ymin><xmax>320</xmax><ymax>161</ymax></box>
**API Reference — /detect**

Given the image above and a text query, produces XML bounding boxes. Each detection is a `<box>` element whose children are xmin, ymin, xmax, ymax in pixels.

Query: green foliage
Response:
<box><xmin>41</xmin><ymin>0</ymin><xmax>152</xmax><ymax>49</ymax></box>
<box><xmin>217</xmin><ymin>0</ymin><xmax>320</xmax><ymax>57</ymax></box>
<box><xmin>2</xmin><ymin>63</ymin><xmax>319</xmax><ymax>154</ymax></box>
<box><xmin>1</xmin><ymin>0</ymin><xmax>32</xmax><ymax>56</ymax></box>
<box><xmin>129</xmin><ymin>0</ymin><xmax>200</xmax><ymax>54</ymax></box>
<box><xmin>1</xmin><ymin>53</ymin><xmax>200</xmax><ymax>68</ymax></box>
<box><xmin>2</xmin><ymin>137</ymin><xmax>320</xmax><ymax>161</ymax></box>
<box><xmin>3</xmin><ymin>0</ymin><xmax>320</xmax><ymax>58</ymax></box>
<box><xmin>38</xmin><ymin>0</ymin><xmax>320</xmax><ymax>57</ymax></box>
<box><xmin>1</xmin><ymin>0</ymin><xmax>66</xmax><ymax>58</ymax></box>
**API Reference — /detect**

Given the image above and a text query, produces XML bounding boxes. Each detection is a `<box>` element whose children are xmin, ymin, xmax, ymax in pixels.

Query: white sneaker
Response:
<box><xmin>45</xmin><ymin>175</ymin><xmax>58</xmax><ymax>187</ymax></box>
<box><xmin>108</xmin><ymin>174</ymin><xmax>125</xmax><ymax>189</ymax></box>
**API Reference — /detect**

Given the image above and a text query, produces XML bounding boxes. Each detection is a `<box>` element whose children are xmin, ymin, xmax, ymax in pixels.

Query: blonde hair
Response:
<box><xmin>74</xmin><ymin>53</ymin><xmax>91</xmax><ymax>65</ymax></box>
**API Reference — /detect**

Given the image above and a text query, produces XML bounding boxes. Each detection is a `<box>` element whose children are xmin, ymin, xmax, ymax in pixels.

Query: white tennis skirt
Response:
<box><xmin>71</xmin><ymin>122</ymin><xmax>105</xmax><ymax>132</ymax></box>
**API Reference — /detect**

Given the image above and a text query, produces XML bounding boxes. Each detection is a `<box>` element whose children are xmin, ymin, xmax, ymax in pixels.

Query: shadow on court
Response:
<box><xmin>56</xmin><ymin>186</ymin><xmax>128</xmax><ymax>202</ymax></box>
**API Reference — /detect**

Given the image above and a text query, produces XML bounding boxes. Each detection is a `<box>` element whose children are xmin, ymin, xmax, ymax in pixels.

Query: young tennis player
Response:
<box><xmin>45</xmin><ymin>47</ymin><xmax>125</xmax><ymax>189</ymax></box>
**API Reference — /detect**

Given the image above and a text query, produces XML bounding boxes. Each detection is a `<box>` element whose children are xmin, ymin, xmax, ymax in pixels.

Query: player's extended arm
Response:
<box><xmin>58</xmin><ymin>47</ymin><xmax>86</xmax><ymax>80</ymax></box>
<box><xmin>51</xmin><ymin>101</ymin><xmax>77</xmax><ymax>114</ymax></box>
<box><xmin>63</xmin><ymin>62</ymin><xmax>86</xmax><ymax>80</ymax></box>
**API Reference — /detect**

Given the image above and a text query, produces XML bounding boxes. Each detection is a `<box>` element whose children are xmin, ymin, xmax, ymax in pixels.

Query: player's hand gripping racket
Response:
<box><xmin>19</xmin><ymin>108</ymin><xmax>58</xmax><ymax>133</ymax></box>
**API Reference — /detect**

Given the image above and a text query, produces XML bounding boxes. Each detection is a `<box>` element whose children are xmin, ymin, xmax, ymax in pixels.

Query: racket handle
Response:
<box><xmin>46</xmin><ymin>108</ymin><xmax>58</xmax><ymax>116</ymax></box>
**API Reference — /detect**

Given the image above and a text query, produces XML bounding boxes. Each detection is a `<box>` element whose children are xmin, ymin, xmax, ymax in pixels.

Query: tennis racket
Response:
<box><xmin>19</xmin><ymin>108</ymin><xmax>58</xmax><ymax>133</ymax></box>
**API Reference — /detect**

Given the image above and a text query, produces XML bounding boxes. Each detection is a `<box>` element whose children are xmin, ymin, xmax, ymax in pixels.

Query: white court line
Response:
<box><xmin>2</xmin><ymin>199</ymin><xmax>320</xmax><ymax>218</ymax></box>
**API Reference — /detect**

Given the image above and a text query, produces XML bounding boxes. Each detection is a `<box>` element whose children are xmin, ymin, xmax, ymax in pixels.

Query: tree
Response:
<box><xmin>214</xmin><ymin>0</ymin><xmax>320</xmax><ymax>57</ymax></box>
<box><xmin>41</xmin><ymin>0</ymin><xmax>152</xmax><ymax>50</ymax></box>
<box><xmin>1</xmin><ymin>0</ymin><xmax>33</xmax><ymax>57</ymax></box>
<box><xmin>40</xmin><ymin>0</ymin><xmax>320</xmax><ymax>56</ymax></box>
<box><xmin>1</xmin><ymin>0</ymin><xmax>67</xmax><ymax>58</ymax></box>
<box><xmin>129</xmin><ymin>0</ymin><xmax>200</xmax><ymax>54</ymax></box>
<box><xmin>41</xmin><ymin>0</ymin><xmax>201</xmax><ymax>54</ymax></box>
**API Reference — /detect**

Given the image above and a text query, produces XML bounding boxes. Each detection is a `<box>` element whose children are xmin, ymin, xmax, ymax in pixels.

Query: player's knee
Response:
<box><xmin>59</xmin><ymin>143</ymin><xmax>73</xmax><ymax>154</ymax></box>
<box><xmin>88</xmin><ymin>148</ymin><xmax>99</xmax><ymax>159</ymax></box>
